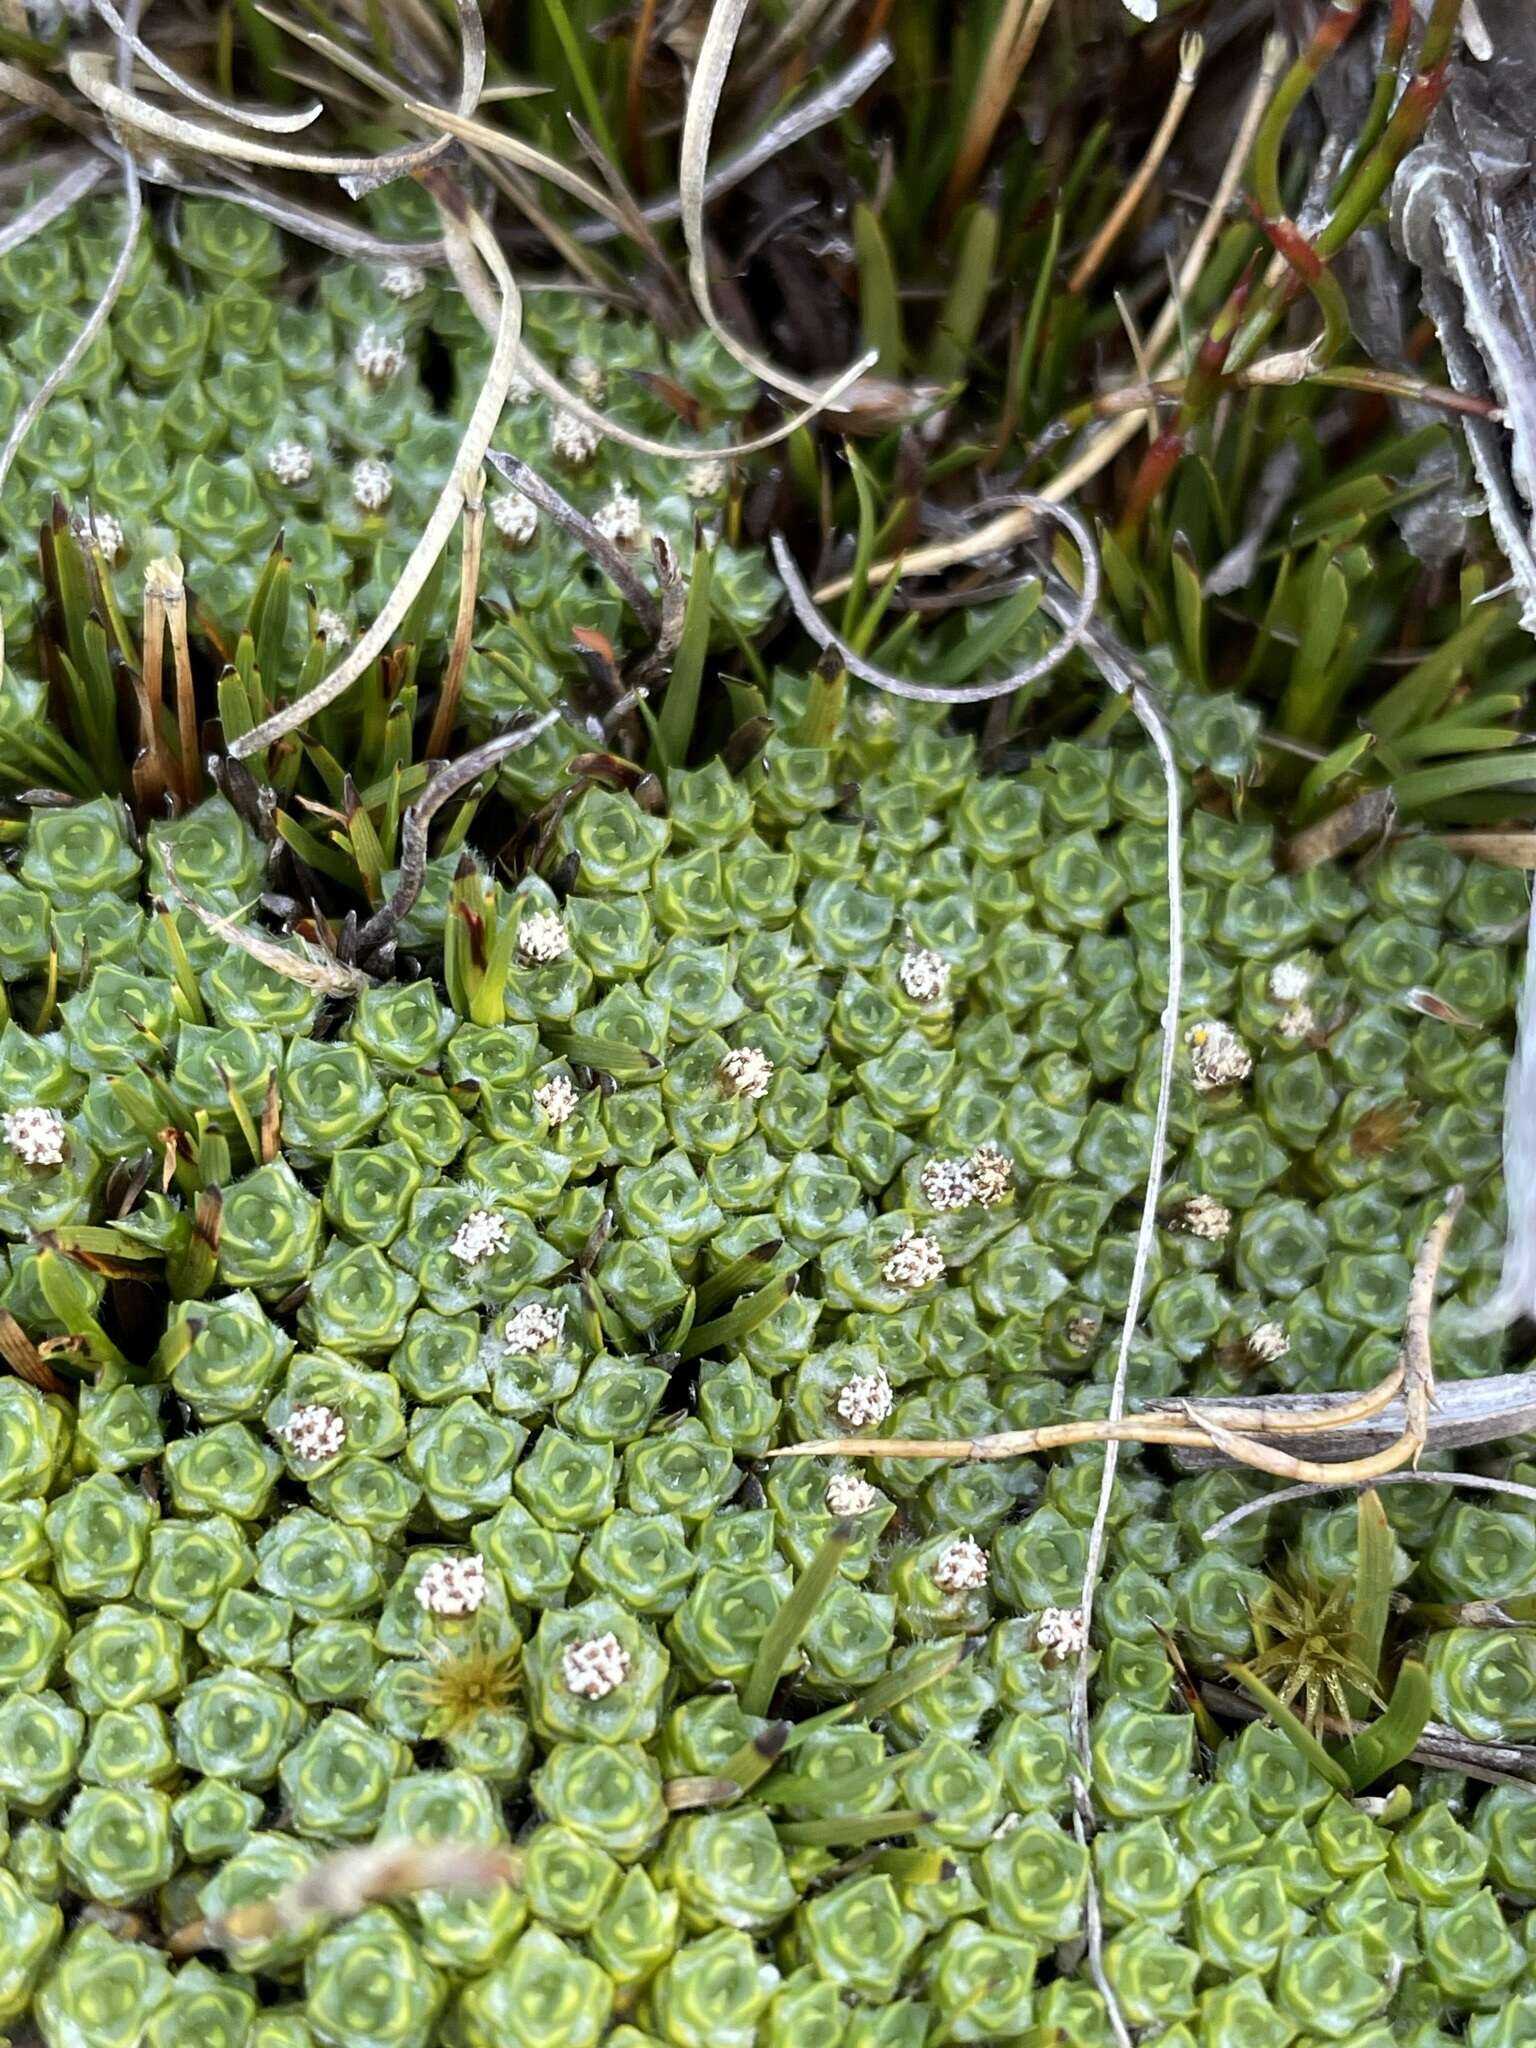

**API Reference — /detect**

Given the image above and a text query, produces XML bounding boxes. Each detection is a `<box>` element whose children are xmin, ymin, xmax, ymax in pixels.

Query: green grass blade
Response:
<box><xmin>1390</xmin><ymin>750</ymin><xmax>1536</xmax><ymax>809</ymax></box>
<box><xmin>681</xmin><ymin>1271</ymin><xmax>798</xmax><ymax>1359</ymax></box>
<box><xmin>540</xmin><ymin>1032</ymin><xmax>662</xmax><ymax>1082</ymax></box>
<box><xmin>1335</xmin><ymin>1661</ymin><xmax>1432</xmax><ymax>1791</ymax></box>
<box><xmin>1346</xmin><ymin>1488</ymin><xmax>1393</xmax><ymax>1717</ymax></box>
<box><xmin>539</xmin><ymin>0</ymin><xmax>620</xmax><ymax>167</ymax></box>
<box><xmin>927</xmin><ymin>199</ymin><xmax>999</xmax><ymax>385</ymax></box>
<box><xmin>853</xmin><ymin>202</ymin><xmax>903</xmax><ymax>375</ymax></box>
<box><xmin>656</xmin><ymin>540</ymin><xmax>713</xmax><ymax>770</ymax></box>
<box><xmin>777</xmin><ymin>1811</ymin><xmax>931</xmax><ymax>1847</ymax></box>
<box><xmin>742</xmin><ymin>1521</ymin><xmax>855</xmax><ymax>1717</ymax></box>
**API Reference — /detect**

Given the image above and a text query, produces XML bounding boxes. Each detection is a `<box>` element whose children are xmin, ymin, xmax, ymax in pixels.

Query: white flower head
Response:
<box><xmin>267</xmin><ymin>438</ymin><xmax>314</xmax><ymax>487</ymax></box>
<box><xmin>883</xmin><ymin>1228</ymin><xmax>946</xmax><ymax>1292</ymax></box>
<box><xmin>1174</xmin><ymin>1194</ymin><xmax>1232</xmax><ymax>1242</ymax></box>
<box><xmin>517</xmin><ymin>910</ymin><xmax>571</xmax><ymax>964</ymax></box>
<box><xmin>2</xmin><ymin>1106</ymin><xmax>66</xmax><ymax>1167</ymax></box>
<box><xmin>684</xmin><ymin>457</ymin><xmax>728</xmax><ymax>500</ymax></box>
<box><xmin>352</xmin><ymin>458</ymin><xmax>393</xmax><ymax>513</ymax></box>
<box><xmin>353</xmin><ymin>326</ymin><xmax>406</xmax><ymax>382</ymax></box>
<box><xmin>1036</xmin><ymin>1606</ymin><xmax>1089</xmax><ymax>1659</ymax></box>
<box><xmin>835</xmin><ymin>1368</ymin><xmax>894</xmax><ymax>1429</ymax></box>
<box><xmin>569</xmin><ymin>354</ymin><xmax>606</xmax><ymax>401</ymax></box>
<box><xmin>824</xmin><ymin>1472</ymin><xmax>880</xmax><ymax>1516</ymax></box>
<box><xmin>315</xmin><ymin>607</ymin><xmax>352</xmax><ymax>647</ymax></box>
<box><xmin>378</xmin><ymin>262</ymin><xmax>427</xmax><ymax>301</ymax></box>
<box><xmin>550</xmin><ymin>409</ymin><xmax>600</xmax><ymax>467</ymax></box>
<box><xmin>416</xmin><ymin>1554</ymin><xmax>487</xmax><ymax>1618</ymax></box>
<box><xmin>719</xmin><ymin>1046</ymin><xmax>774</xmax><ymax>1102</ymax></box>
<box><xmin>920</xmin><ymin>1156</ymin><xmax>976</xmax><ymax>1212</ymax></box>
<box><xmin>1268</xmin><ymin>958</ymin><xmax>1316</xmax><ymax>1004</ymax></box>
<box><xmin>503</xmin><ymin>1301</ymin><xmax>566</xmax><ymax>1353</ymax></box>
<box><xmin>72</xmin><ymin>509</ymin><xmax>124</xmax><ymax>561</ymax></box>
<box><xmin>1185</xmin><ymin>1019</ymin><xmax>1252</xmax><ymax>1091</ymax></box>
<box><xmin>969</xmin><ymin>1144</ymin><xmax>1014</xmax><ymax>1208</ymax></box>
<box><xmin>490</xmin><ymin>491</ymin><xmax>538</xmax><ymax>547</ymax></box>
<box><xmin>592</xmin><ymin>486</ymin><xmax>645</xmax><ymax>549</ymax></box>
<box><xmin>563</xmin><ymin>1630</ymin><xmax>630</xmax><ymax>1700</ymax></box>
<box><xmin>1247</xmin><ymin>1320</ymin><xmax>1290</xmax><ymax>1364</ymax></box>
<box><xmin>280</xmin><ymin>1403</ymin><xmax>347</xmax><ymax>1465</ymax></box>
<box><xmin>899</xmin><ymin>948</ymin><xmax>951</xmax><ymax>1003</ymax></box>
<box><xmin>933</xmin><ymin>1536</ymin><xmax>989</xmax><ymax>1593</ymax></box>
<box><xmin>1064</xmin><ymin>1312</ymin><xmax>1101</xmax><ymax>1355</ymax></box>
<box><xmin>506</xmin><ymin>368</ymin><xmax>535</xmax><ymax>405</ymax></box>
<box><xmin>449</xmin><ymin>1207</ymin><xmax>511</xmax><ymax>1268</ymax></box>
<box><xmin>1277</xmin><ymin>1002</ymin><xmax>1316</xmax><ymax>1041</ymax></box>
<box><xmin>534</xmin><ymin>1074</ymin><xmax>580</xmax><ymax>1127</ymax></box>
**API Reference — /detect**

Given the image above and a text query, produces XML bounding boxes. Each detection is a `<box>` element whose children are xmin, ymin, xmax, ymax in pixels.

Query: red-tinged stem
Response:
<box><xmin>1119</xmin><ymin>429</ymin><xmax>1186</xmax><ymax>541</ymax></box>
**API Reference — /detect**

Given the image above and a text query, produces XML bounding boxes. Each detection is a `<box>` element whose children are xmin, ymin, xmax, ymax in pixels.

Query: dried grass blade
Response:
<box><xmin>0</xmin><ymin>153</ymin><xmax>107</xmax><ymax>259</ymax></box>
<box><xmin>89</xmin><ymin>0</ymin><xmax>325</xmax><ymax>131</ymax></box>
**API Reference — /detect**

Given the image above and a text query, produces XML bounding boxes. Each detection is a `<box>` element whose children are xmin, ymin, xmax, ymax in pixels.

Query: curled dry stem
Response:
<box><xmin>88</xmin><ymin>0</ymin><xmax>325</xmax><ymax>133</ymax></box>
<box><xmin>486</xmin><ymin>452</ymin><xmax>661</xmax><ymax>635</ymax></box>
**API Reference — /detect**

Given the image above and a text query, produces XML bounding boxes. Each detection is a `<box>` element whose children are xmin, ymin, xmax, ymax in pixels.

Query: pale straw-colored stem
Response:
<box><xmin>1068</xmin><ymin>32</ymin><xmax>1204</xmax><ymax>294</ymax></box>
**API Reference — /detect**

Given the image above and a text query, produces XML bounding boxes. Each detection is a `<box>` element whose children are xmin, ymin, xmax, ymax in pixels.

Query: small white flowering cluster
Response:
<box><xmin>449</xmin><ymin>1208</ymin><xmax>510</xmax><ymax>1267</ymax></box>
<box><xmin>2</xmin><ymin>1106</ymin><xmax>66</xmax><ymax>1167</ymax></box>
<box><xmin>1185</xmin><ymin>1019</ymin><xmax>1253</xmax><ymax>1091</ymax></box>
<box><xmin>1064</xmin><ymin>1312</ymin><xmax>1101</xmax><ymax>1355</ymax></box>
<box><xmin>415</xmin><ymin>1555</ymin><xmax>487</xmax><ymax>1618</ymax></box>
<box><xmin>933</xmin><ymin>1536</ymin><xmax>989</xmax><ymax>1592</ymax></box>
<box><xmin>378</xmin><ymin>262</ymin><xmax>427</xmax><ymax>300</ymax></box>
<box><xmin>490</xmin><ymin>491</ymin><xmax>539</xmax><ymax>547</ymax></box>
<box><xmin>824</xmin><ymin>1472</ymin><xmax>880</xmax><ymax>1516</ymax></box>
<box><xmin>835</xmin><ymin>1368</ymin><xmax>894</xmax><ymax>1428</ymax></box>
<box><xmin>899</xmin><ymin>948</ymin><xmax>951</xmax><ymax>1003</ymax></box>
<box><xmin>353</xmin><ymin>327</ymin><xmax>406</xmax><ymax>381</ymax></box>
<box><xmin>1036</xmin><ymin>1606</ymin><xmax>1089</xmax><ymax>1658</ymax></box>
<box><xmin>919</xmin><ymin>1157</ymin><xmax>976</xmax><ymax>1211</ymax></box>
<box><xmin>503</xmin><ymin>1301</ymin><xmax>566</xmax><ymax>1353</ymax></box>
<box><xmin>1247</xmin><ymin>1320</ymin><xmax>1291</xmax><ymax>1364</ymax></box>
<box><xmin>74</xmin><ymin>510</ymin><xmax>125</xmax><ymax>560</ymax></box>
<box><xmin>1276</xmin><ymin>1002</ymin><xmax>1316</xmax><ymax>1041</ymax></box>
<box><xmin>280</xmin><ymin>1403</ymin><xmax>347</xmax><ymax>1465</ymax></box>
<box><xmin>684</xmin><ymin>457</ymin><xmax>728</xmax><ymax>499</ymax></box>
<box><xmin>563</xmin><ymin>1631</ymin><xmax>630</xmax><ymax>1699</ymax></box>
<box><xmin>315</xmin><ymin>608</ymin><xmax>352</xmax><ymax>647</ymax></box>
<box><xmin>569</xmin><ymin>355</ymin><xmax>606</xmax><ymax>401</ymax></box>
<box><xmin>267</xmin><ymin>439</ymin><xmax>314</xmax><ymax>487</ymax></box>
<box><xmin>719</xmin><ymin>1046</ymin><xmax>774</xmax><ymax>1101</ymax></box>
<box><xmin>882</xmin><ymin>1228</ymin><xmax>946</xmax><ymax>1292</ymax></box>
<box><xmin>550</xmin><ymin>409</ymin><xmax>600</xmax><ymax>467</ymax></box>
<box><xmin>919</xmin><ymin>1143</ymin><xmax>1015</xmax><ymax>1213</ymax></box>
<box><xmin>592</xmin><ymin>487</ymin><xmax>645</xmax><ymax>549</ymax></box>
<box><xmin>970</xmin><ymin>1143</ymin><xmax>1014</xmax><ymax>1207</ymax></box>
<box><xmin>1268</xmin><ymin>959</ymin><xmax>1315</xmax><ymax>1004</ymax></box>
<box><xmin>352</xmin><ymin>459</ymin><xmax>393</xmax><ymax>513</ymax></box>
<box><xmin>534</xmin><ymin>1074</ymin><xmax>580</xmax><ymax>1127</ymax></box>
<box><xmin>517</xmin><ymin>910</ymin><xmax>571</xmax><ymax>964</ymax></box>
<box><xmin>1174</xmin><ymin>1194</ymin><xmax>1232</xmax><ymax>1242</ymax></box>
<box><xmin>507</xmin><ymin>369</ymin><xmax>535</xmax><ymax>405</ymax></box>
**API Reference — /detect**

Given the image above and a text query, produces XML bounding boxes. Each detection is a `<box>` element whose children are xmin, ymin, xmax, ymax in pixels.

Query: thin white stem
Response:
<box><xmin>1203</xmin><ymin>1468</ymin><xmax>1536</xmax><ymax>1544</ymax></box>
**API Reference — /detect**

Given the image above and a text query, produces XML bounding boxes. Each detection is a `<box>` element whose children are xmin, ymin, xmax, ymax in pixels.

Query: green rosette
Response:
<box><xmin>135</xmin><ymin>1515</ymin><xmax>253</xmax><ymax>1629</ymax></box>
<box><xmin>1255</xmin><ymin>1815</ymin><xmax>1334</xmax><ymax>1906</ymax></box>
<box><xmin>476</xmin><ymin>1498</ymin><xmax>581</xmax><ymax>1605</ymax></box>
<box><xmin>297</xmin><ymin>1240</ymin><xmax>419</xmax><ymax>1355</ymax></box>
<box><xmin>523</xmin><ymin>1597</ymin><xmax>668</xmax><ymax>1744</ymax></box>
<box><xmin>577</xmin><ymin>1507</ymin><xmax>695</xmax><ymax>1615</ymax></box>
<box><xmin>515</xmin><ymin>1429</ymin><xmax>618</xmax><ymax>1531</ymax></box>
<box><xmin>349</xmin><ymin>981</ymin><xmax>457</xmax><ymax>1073</ymax></box>
<box><xmin>278</xmin><ymin>1708</ymin><xmax>407</xmax><ymax>1839</ymax></box>
<box><xmin>309</xmin><ymin>1456</ymin><xmax>420</xmax><ymax>1540</ymax></box>
<box><xmin>76</xmin><ymin>1377</ymin><xmax>165</xmax><ymax>1476</ymax></box>
<box><xmin>1273</xmin><ymin>1933</ymin><xmax>1390</xmax><ymax>2040</ymax></box>
<box><xmin>381</xmin><ymin>1084</ymin><xmax>467</xmax><ymax>1169</ymax></box>
<box><xmin>65</xmin><ymin>1605</ymin><xmax>184</xmax><ymax>1713</ymax></box>
<box><xmin>534</xmin><ymin>1740</ymin><xmax>667</xmax><ymax>1861</ymax></box>
<box><xmin>1089</xmin><ymin>1702</ymin><xmax>1195</xmax><ymax>1822</ymax></box>
<box><xmin>197</xmin><ymin>1833</ymin><xmax>323</xmax><ymax>1973</ymax></box>
<box><xmin>0</xmin><ymin>1382</ymin><xmax>68</xmax><ymax>1500</ymax></box>
<box><xmin>0</xmin><ymin>1868</ymin><xmax>63</xmax><ymax>2025</ymax></box>
<box><xmin>143</xmin><ymin>1962</ymin><xmax>257</xmax><ymax>2048</ymax></box>
<box><xmin>1426</xmin><ymin>1627</ymin><xmax>1536</xmax><ymax>1744</ymax></box>
<box><xmin>802</xmin><ymin>1581</ymin><xmax>895</xmax><ymax>1692</ymax></box>
<box><xmin>197</xmin><ymin>1586</ymin><xmax>291</xmax><ymax>1671</ymax></box>
<box><xmin>0</xmin><ymin>1580</ymin><xmax>68</xmax><ymax>1694</ymax></box>
<box><xmin>256</xmin><ymin>1509</ymin><xmax>383</xmax><ymax>1620</ymax></box>
<box><xmin>1095</xmin><ymin>1818</ymin><xmax>1199</xmax><ymax>1931</ymax></box>
<box><xmin>218</xmin><ymin>1162</ymin><xmax>324</xmax><ymax>1291</ymax></box>
<box><xmin>1314</xmin><ymin>1793</ymin><xmax>1388</xmax><ymax>1878</ymax></box>
<box><xmin>523</xmin><ymin>1823</ymin><xmax>623</xmax><ymax>1934</ymax></box>
<box><xmin>794</xmin><ymin>1874</ymin><xmax>916</xmax><ymax>2002</ymax></box>
<box><xmin>34</xmin><ymin>1925</ymin><xmax>173</xmax><ymax>2048</ymax></box>
<box><xmin>1387</xmin><ymin>1800</ymin><xmax>1489</xmax><ymax>1905</ymax></box>
<box><xmin>559</xmin><ymin>1361</ymin><xmax>670</xmax><ymax>1447</ymax></box>
<box><xmin>458</xmin><ymin>1926</ymin><xmax>614</xmax><ymax>2048</ymax></box>
<box><xmin>989</xmin><ymin>1709</ymin><xmax>1076</xmax><ymax>1817</ymax></box>
<box><xmin>659</xmin><ymin>1810</ymin><xmax>796</xmax><ymax>1933</ymax></box>
<box><xmin>291</xmin><ymin>1621</ymin><xmax>380</xmax><ymax>1706</ymax></box>
<box><xmin>1324</xmin><ymin>1866</ymin><xmax>1419</xmax><ymax>1971</ymax></box>
<box><xmin>1190</xmin><ymin>1862</ymin><xmax>1298</xmax><ymax>1975</ymax></box>
<box><xmin>1473</xmin><ymin>1784</ymin><xmax>1536</xmax><ymax>1904</ymax></box>
<box><xmin>404</xmin><ymin>1397</ymin><xmax>527</xmax><ymax>1523</ymax></box>
<box><xmin>902</xmin><ymin>1736</ymin><xmax>1002</xmax><ymax>1849</ymax></box>
<box><xmin>163</xmin><ymin>1422</ymin><xmax>281</xmax><ymax>1520</ymax></box>
<box><xmin>393</xmin><ymin>1311</ymin><xmax>485</xmax><ymax>1406</ymax></box>
<box><xmin>979</xmin><ymin>1816</ymin><xmax>1088</xmax><ymax>1942</ymax></box>
<box><xmin>303</xmin><ymin>1907</ymin><xmax>446</xmax><ymax>2048</ymax></box>
<box><xmin>1216</xmin><ymin>1718</ymin><xmax>1333</xmax><ymax>1827</ymax></box>
<box><xmin>173</xmin><ymin>1667</ymin><xmax>306</xmax><ymax>1788</ymax></box>
<box><xmin>21</xmin><ymin>797</ymin><xmax>141</xmax><ymax>906</ymax></box>
<box><xmin>60</xmin><ymin>967</ymin><xmax>179</xmax><ymax>1076</ymax></box>
<box><xmin>591</xmin><ymin>1865</ymin><xmax>682</xmax><ymax>1987</ymax></box>
<box><xmin>669</xmin><ymin>1565</ymin><xmax>790</xmax><ymax>1687</ymax></box>
<box><xmin>172</xmin><ymin>1776</ymin><xmax>264</xmax><ymax>1863</ymax></box>
<box><xmin>1170</xmin><ymin>1550</ymin><xmax>1267</xmax><ymax>1664</ymax></box>
<box><xmin>270</xmin><ymin>1352</ymin><xmax>406</xmax><ymax>1463</ymax></box>
<box><xmin>557</xmin><ymin>788</ymin><xmax>670</xmax><ymax>893</ymax></box>
<box><xmin>279</xmin><ymin>1040</ymin><xmax>387</xmax><ymax>1160</ymax></box>
<box><xmin>61</xmin><ymin>1784</ymin><xmax>175</xmax><ymax>1906</ymax></box>
<box><xmin>161</xmin><ymin>1292</ymin><xmax>294</xmax><ymax>1423</ymax></box>
<box><xmin>1102</xmin><ymin>1923</ymin><xmax>1201</xmax><ymax>2026</ymax></box>
<box><xmin>44</xmin><ymin>1473</ymin><xmax>155</xmax><ymax>1604</ymax></box>
<box><xmin>0</xmin><ymin>1692</ymin><xmax>83</xmax><ymax>1815</ymax></box>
